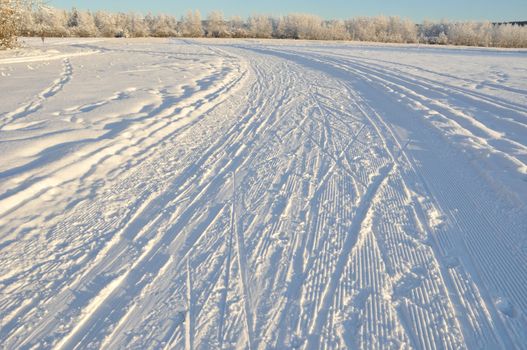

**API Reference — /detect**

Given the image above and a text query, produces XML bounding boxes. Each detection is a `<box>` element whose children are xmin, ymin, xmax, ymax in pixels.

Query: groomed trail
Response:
<box><xmin>0</xmin><ymin>38</ymin><xmax>526</xmax><ymax>349</ymax></box>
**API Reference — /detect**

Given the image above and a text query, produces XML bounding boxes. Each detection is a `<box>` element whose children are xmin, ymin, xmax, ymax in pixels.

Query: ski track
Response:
<box><xmin>0</xmin><ymin>38</ymin><xmax>526</xmax><ymax>349</ymax></box>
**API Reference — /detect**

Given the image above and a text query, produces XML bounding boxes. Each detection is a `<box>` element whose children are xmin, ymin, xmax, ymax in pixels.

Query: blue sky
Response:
<box><xmin>48</xmin><ymin>0</ymin><xmax>527</xmax><ymax>22</ymax></box>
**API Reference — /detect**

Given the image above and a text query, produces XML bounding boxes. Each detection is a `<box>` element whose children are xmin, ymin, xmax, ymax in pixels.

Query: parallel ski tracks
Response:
<box><xmin>269</xmin><ymin>46</ymin><xmax>525</xmax><ymax>348</ymax></box>
<box><xmin>1</xmin><ymin>40</ymin><xmax>525</xmax><ymax>349</ymax></box>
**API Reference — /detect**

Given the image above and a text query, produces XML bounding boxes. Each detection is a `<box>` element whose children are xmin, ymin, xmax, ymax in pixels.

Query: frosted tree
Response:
<box><xmin>128</xmin><ymin>13</ymin><xmax>148</xmax><ymax>37</ymax></box>
<box><xmin>229</xmin><ymin>15</ymin><xmax>248</xmax><ymax>38</ymax></box>
<box><xmin>346</xmin><ymin>17</ymin><xmax>375</xmax><ymax>41</ymax></box>
<box><xmin>65</xmin><ymin>7</ymin><xmax>98</xmax><ymax>37</ymax></box>
<box><xmin>437</xmin><ymin>31</ymin><xmax>448</xmax><ymax>45</ymax></box>
<box><xmin>1</xmin><ymin>0</ymin><xmax>34</xmax><ymax>48</ymax></box>
<box><xmin>17</xmin><ymin>3</ymin><xmax>34</xmax><ymax>36</ymax></box>
<box><xmin>386</xmin><ymin>17</ymin><xmax>418</xmax><ymax>43</ymax></box>
<box><xmin>459</xmin><ymin>22</ymin><xmax>494</xmax><ymax>46</ymax></box>
<box><xmin>31</xmin><ymin>6</ymin><xmax>68</xmax><ymax>37</ymax></box>
<box><xmin>5</xmin><ymin>4</ymin><xmax>527</xmax><ymax>48</ymax></box>
<box><xmin>277</xmin><ymin>15</ymin><xmax>354</xmax><ymax>40</ymax></box>
<box><xmin>278</xmin><ymin>14</ymin><xmax>300</xmax><ymax>39</ymax></box>
<box><xmin>143</xmin><ymin>12</ymin><xmax>154</xmax><ymax>34</ymax></box>
<box><xmin>150</xmin><ymin>14</ymin><xmax>177</xmax><ymax>37</ymax></box>
<box><xmin>275</xmin><ymin>16</ymin><xmax>293</xmax><ymax>39</ymax></box>
<box><xmin>448</xmin><ymin>22</ymin><xmax>473</xmax><ymax>46</ymax></box>
<box><xmin>182</xmin><ymin>10</ymin><xmax>202</xmax><ymax>37</ymax></box>
<box><xmin>75</xmin><ymin>11</ymin><xmax>98</xmax><ymax>37</ymax></box>
<box><xmin>345</xmin><ymin>16</ymin><xmax>418</xmax><ymax>43</ymax></box>
<box><xmin>493</xmin><ymin>23</ymin><xmax>527</xmax><ymax>48</ymax></box>
<box><xmin>325</xmin><ymin>20</ymin><xmax>349</xmax><ymax>40</ymax></box>
<box><xmin>249</xmin><ymin>14</ymin><xmax>272</xmax><ymax>38</ymax></box>
<box><xmin>419</xmin><ymin>20</ymin><xmax>449</xmax><ymax>44</ymax></box>
<box><xmin>94</xmin><ymin>11</ymin><xmax>116</xmax><ymax>37</ymax></box>
<box><xmin>112</xmin><ymin>12</ymin><xmax>130</xmax><ymax>37</ymax></box>
<box><xmin>206</xmin><ymin>11</ymin><xmax>228</xmax><ymax>37</ymax></box>
<box><xmin>286</xmin><ymin>14</ymin><xmax>325</xmax><ymax>40</ymax></box>
<box><xmin>67</xmin><ymin>7</ymin><xmax>79</xmax><ymax>28</ymax></box>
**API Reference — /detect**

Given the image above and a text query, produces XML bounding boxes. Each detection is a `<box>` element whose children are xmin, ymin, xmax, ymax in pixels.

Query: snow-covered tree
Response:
<box><xmin>5</xmin><ymin>5</ymin><xmax>527</xmax><ymax>48</ymax></box>
<box><xmin>249</xmin><ymin>14</ymin><xmax>272</xmax><ymax>38</ymax></box>
<box><xmin>128</xmin><ymin>13</ymin><xmax>148</xmax><ymax>37</ymax></box>
<box><xmin>284</xmin><ymin>14</ymin><xmax>324</xmax><ymax>40</ymax></box>
<box><xmin>417</xmin><ymin>21</ymin><xmax>527</xmax><ymax>47</ymax></box>
<box><xmin>386</xmin><ymin>17</ymin><xmax>418</xmax><ymax>43</ymax></box>
<box><xmin>1</xmin><ymin>0</ymin><xmax>38</xmax><ymax>48</ymax></box>
<box><xmin>493</xmin><ymin>23</ymin><xmax>527</xmax><ymax>48</ymax></box>
<box><xmin>182</xmin><ymin>10</ymin><xmax>202</xmax><ymax>37</ymax></box>
<box><xmin>74</xmin><ymin>11</ymin><xmax>98</xmax><ymax>37</ymax></box>
<box><xmin>229</xmin><ymin>15</ymin><xmax>248</xmax><ymax>38</ymax></box>
<box><xmin>277</xmin><ymin>14</ymin><xmax>330</xmax><ymax>39</ymax></box>
<box><xmin>206</xmin><ymin>11</ymin><xmax>228</xmax><ymax>37</ymax></box>
<box><xmin>17</xmin><ymin>3</ymin><xmax>35</xmax><ymax>36</ymax></box>
<box><xmin>325</xmin><ymin>20</ymin><xmax>349</xmax><ymax>40</ymax></box>
<box><xmin>419</xmin><ymin>20</ymin><xmax>449</xmax><ymax>44</ymax></box>
<box><xmin>112</xmin><ymin>12</ymin><xmax>130</xmax><ymax>37</ymax></box>
<box><xmin>67</xmin><ymin>7</ymin><xmax>79</xmax><ymax>28</ymax></box>
<box><xmin>346</xmin><ymin>16</ymin><xmax>418</xmax><ymax>43</ymax></box>
<box><xmin>94</xmin><ymin>11</ymin><xmax>116</xmax><ymax>37</ymax></box>
<box><xmin>150</xmin><ymin>14</ymin><xmax>177</xmax><ymax>37</ymax></box>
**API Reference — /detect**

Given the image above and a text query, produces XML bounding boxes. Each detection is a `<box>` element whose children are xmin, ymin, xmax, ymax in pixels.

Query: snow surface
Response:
<box><xmin>0</xmin><ymin>38</ymin><xmax>526</xmax><ymax>349</ymax></box>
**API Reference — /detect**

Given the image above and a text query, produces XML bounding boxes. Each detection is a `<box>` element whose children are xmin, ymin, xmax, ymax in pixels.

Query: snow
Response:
<box><xmin>0</xmin><ymin>37</ymin><xmax>526</xmax><ymax>349</ymax></box>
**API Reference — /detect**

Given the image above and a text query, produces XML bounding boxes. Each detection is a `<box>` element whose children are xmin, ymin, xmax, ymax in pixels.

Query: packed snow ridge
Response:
<box><xmin>0</xmin><ymin>38</ymin><xmax>526</xmax><ymax>349</ymax></box>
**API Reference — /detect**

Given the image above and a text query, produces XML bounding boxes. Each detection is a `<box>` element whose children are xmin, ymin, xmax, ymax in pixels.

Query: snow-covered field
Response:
<box><xmin>0</xmin><ymin>38</ymin><xmax>526</xmax><ymax>349</ymax></box>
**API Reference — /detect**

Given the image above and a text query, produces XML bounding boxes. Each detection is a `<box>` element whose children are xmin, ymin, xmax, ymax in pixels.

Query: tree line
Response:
<box><xmin>2</xmin><ymin>2</ymin><xmax>527</xmax><ymax>49</ymax></box>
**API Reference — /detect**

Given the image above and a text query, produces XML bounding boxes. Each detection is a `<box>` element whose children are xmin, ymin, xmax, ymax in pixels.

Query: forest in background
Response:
<box><xmin>2</xmin><ymin>3</ymin><xmax>527</xmax><ymax>48</ymax></box>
